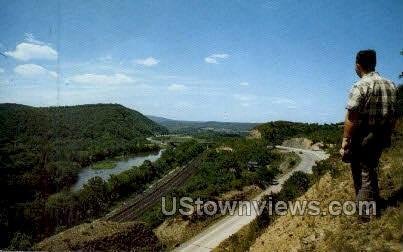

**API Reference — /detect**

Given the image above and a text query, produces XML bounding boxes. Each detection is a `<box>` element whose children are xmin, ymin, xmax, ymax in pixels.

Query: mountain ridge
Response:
<box><xmin>146</xmin><ymin>115</ymin><xmax>260</xmax><ymax>134</ymax></box>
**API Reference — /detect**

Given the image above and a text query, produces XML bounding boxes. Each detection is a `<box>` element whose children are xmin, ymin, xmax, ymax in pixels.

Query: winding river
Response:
<box><xmin>72</xmin><ymin>149</ymin><xmax>164</xmax><ymax>191</ymax></box>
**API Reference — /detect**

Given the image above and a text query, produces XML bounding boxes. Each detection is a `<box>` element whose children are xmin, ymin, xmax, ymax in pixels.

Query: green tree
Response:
<box><xmin>45</xmin><ymin>191</ymin><xmax>78</xmax><ymax>228</ymax></box>
<box><xmin>278</xmin><ymin>171</ymin><xmax>311</xmax><ymax>201</ymax></box>
<box><xmin>78</xmin><ymin>177</ymin><xmax>110</xmax><ymax>217</ymax></box>
<box><xmin>8</xmin><ymin>232</ymin><xmax>32</xmax><ymax>250</ymax></box>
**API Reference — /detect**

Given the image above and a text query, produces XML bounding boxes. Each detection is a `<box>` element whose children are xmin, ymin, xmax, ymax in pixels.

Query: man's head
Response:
<box><xmin>355</xmin><ymin>49</ymin><xmax>376</xmax><ymax>78</ymax></box>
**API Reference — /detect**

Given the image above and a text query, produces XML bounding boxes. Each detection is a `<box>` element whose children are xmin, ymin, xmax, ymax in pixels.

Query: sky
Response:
<box><xmin>0</xmin><ymin>0</ymin><xmax>402</xmax><ymax>123</ymax></box>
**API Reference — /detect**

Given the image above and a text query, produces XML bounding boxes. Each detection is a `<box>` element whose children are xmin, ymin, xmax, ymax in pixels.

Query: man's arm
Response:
<box><xmin>343</xmin><ymin>110</ymin><xmax>360</xmax><ymax>138</ymax></box>
<box><xmin>340</xmin><ymin>110</ymin><xmax>359</xmax><ymax>161</ymax></box>
<box><xmin>342</xmin><ymin>83</ymin><xmax>364</xmax><ymax>161</ymax></box>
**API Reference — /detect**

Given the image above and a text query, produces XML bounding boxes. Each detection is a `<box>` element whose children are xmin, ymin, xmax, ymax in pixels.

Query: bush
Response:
<box><xmin>278</xmin><ymin>171</ymin><xmax>311</xmax><ymax>201</ymax></box>
<box><xmin>8</xmin><ymin>232</ymin><xmax>32</xmax><ymax>250</ymax></box>
<box><xmin>256</xmin><ymin>171</ymin><xmax>311</xmax><ymax>230</ymax></box>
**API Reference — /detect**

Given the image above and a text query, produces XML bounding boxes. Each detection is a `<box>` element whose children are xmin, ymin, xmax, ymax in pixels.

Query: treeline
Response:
<box><xmin>256</xmin><ymin>121</ymin><xmax>342</xmax><ymax>145</ymax></box>
<box><xmin>6</xmin><ymin>140</ymin><xmax>205</xmax><ymax>250</ymax></box>
<box><xmin>0</xmin><ymin>103</ymin><xmax>168</xmax><ymax>249</ymax></box>
<box><xmin>147</xmin><ymin>115</ymin><xmax>259</xmax><ymax>135</ymax></box>
<box><xmin>179</xmin><ymin>139</ymin><xmax>280</xmax><ymax>198</ymax></box>
<box><xmin>140</xmin><ymin>138</ymin><xmax>283</xmax><ymax>227</ymax></box>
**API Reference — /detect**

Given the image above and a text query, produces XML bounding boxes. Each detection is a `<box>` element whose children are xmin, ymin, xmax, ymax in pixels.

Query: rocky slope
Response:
<box><xmin>34</xmin><ymin>220</ymin><xmax>161</xmax><ymax>251</ymax></box>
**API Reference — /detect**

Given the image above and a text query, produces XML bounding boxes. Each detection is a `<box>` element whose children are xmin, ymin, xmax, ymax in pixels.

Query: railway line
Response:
<box><xmin>105</xmin><ymin>156</ymin><xmax>202</xmax><ymax>222</ymax></box>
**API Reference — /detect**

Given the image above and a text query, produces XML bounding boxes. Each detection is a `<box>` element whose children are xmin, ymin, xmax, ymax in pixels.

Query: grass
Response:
<box><xmin>215</xmin><ymin>122</ymin><xmax>403</xmax><ymax>251</ymax></box>
<box><xmin>34</xmin><ymin>220</ymin><xmax>161</xmax><ymax>251</ymax></box>
<box><xmin>90</xmin><ymin>160</ymin><xmax>117</xmax><ymax>170</ymax></box>
<box><xmin>155</xmin><ymin>214</ymin><xmax>224</xmax><ymax>250</ymax></box>
<box><xmin>276</xmin><ymin>150</ymin><xmax>301</xmax><ymax>174</ymax></box>
<box><xmin>248</xmin><ymin>123</ymin><xmax>403</xmax><ymax>251</ymax></box>
<box><xmin>153</xmin><ymin>185</ymin><xmax>263</xmax><ymax>250</ymax></box>
<box><xmin>213</xmin><ymin>219</ymin><xmax>262</xmax><ymax>252</ymax></box>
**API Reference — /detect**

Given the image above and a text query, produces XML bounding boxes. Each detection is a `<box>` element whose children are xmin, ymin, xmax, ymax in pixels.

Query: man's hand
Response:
<box><xmin>340</xmin><ymin>137</ymin><xmax>352</xmax><ymax>163</ymax></box>
<box><xmin>340</xmin><ymin>110</ymin><xmax>359</xmax><ymax>163</ymax></box>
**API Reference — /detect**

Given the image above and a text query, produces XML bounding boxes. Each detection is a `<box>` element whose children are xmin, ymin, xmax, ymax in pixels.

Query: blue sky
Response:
<box><xmin>0</xmin><ymin>0</ymin><xmax>402</xmax><ymax>123</ymax></box>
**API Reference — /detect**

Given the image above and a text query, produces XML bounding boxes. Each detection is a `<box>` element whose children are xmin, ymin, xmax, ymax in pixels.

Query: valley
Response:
<box><xmin>1</xmin><ymin>102</ymin><xmax>401</xmax><ymax>251</ymax></box>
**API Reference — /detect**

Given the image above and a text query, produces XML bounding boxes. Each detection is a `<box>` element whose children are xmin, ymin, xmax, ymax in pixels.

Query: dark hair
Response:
<box><xmin>356</xmin><ymin>50</ymin><xmax>376</xmax><ymax>71</ymax></box>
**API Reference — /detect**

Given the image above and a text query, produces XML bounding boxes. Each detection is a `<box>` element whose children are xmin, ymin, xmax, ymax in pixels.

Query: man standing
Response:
<box><xmin>340</xmin><ymin>50</ymin><xmax>397</xmax><ymax>218</ymax></box>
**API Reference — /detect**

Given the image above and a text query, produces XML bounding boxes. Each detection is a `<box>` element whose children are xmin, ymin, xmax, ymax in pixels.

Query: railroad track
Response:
<box><xmin>105</xmin><ymin>156</ymin><xmax>202</xmax><ymax>222</ymax></box>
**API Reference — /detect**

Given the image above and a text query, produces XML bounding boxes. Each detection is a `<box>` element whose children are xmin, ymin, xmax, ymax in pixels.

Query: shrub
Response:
<box><xmin>8</xmin><ymin>232</ymin><xmax>32</xmax><ymax>250</ymax></box>
<box><xmin>278</xmin><ymin>171</ymin><xmax>311</xmax><ymax>201</ymax></box>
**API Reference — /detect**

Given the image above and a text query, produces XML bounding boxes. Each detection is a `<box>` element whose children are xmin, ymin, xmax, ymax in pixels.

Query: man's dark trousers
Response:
<box><xmin>351</xmin><ymin>131</ymin><xmax>384</xmax><ymax>205</ymax></box>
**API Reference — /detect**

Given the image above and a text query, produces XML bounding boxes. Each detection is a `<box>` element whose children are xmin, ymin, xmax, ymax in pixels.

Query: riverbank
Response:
<box><xmin>72</xmin><ymin>149</ymin><xmax>163</xmax><ymax>191</ymax></box>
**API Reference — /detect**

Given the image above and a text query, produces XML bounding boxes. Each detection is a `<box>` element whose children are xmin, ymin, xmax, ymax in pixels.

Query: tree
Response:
<box><xmin>278</xmin><ymin>171</ymin><xmax>311</xmax><ymax>201</ymax></box>
<box><xmin>45</xmin><ymin>191</ymin><xmax>78</xmax><ymax>228</ymax></box>
<box><xmin>8</xmin><ymin>232</ymin><xmax>32</xmax><ymax>250</ymax></box>
<box><xmin>78</xmin><ymin>177</ymin><xmax>110</xmax><ymax>217</ymax></box>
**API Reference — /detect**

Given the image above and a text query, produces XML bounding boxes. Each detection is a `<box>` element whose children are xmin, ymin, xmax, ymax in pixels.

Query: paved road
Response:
<box><xmin>175</xmin><ymin>146</ymin><xmax>329</xmax><ymax>252</ymax></box>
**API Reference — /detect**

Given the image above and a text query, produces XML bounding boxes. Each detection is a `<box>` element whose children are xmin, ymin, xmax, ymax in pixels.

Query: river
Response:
<box><xmin>71</xmin><ymin>149</ymin><xmax>164</xmax><ymax>191</ymax></box>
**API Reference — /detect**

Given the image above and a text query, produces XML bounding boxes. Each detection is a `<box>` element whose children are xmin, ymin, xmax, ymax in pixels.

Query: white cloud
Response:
<box><xmin>240</xmin><ymin>82</ymin><xmax>249</xmax><ymax>86</ymax></box>
<box><xmin>204</xmin><ymin>57</ymin><xmax>218</xmax><ymax>64</ymax></box>
<box><xmin>0</xmin><ymin>68</ymin><xmax>4</xmax><ymax>73</ymax></box>
<box><xmin>135</xmin><ymin>57</ymin><xmax>159</xmax><ymax>66</ymax></box>
<box><xmin>168</xmin><ymin>83</ymin><xmax>186</xmax><ymax>91</ymax></box>
<box><xmin>211</xmin><ymin>54</ymin><xmax>229</xmax><ymax>59</ymax></box>
<box><xmin>5</xmin><ymin>42</ymin><xmax>58</xmax><ymax>61</ymax></box>
<box><xmin>204</xmin><ymin>53</ymin><xmax>229</xmax><ymax>64</ymax></box>
<box><xmin>241</xmin><ymin>102</ymin><xmax>250</xmax><ymax>107</ymax></box>
<box><xmin>70</xmin><ymin>73</ymin><xmax>134</xmax><ymax>85</ymax></box>
<box><xmin>24</xmin><ymin>33</ymin><xmax>46</xmax><ymax>45</ymax></box>
<box><xmin>14</xmin><ymin>64</ymin><xmax>57</xmax><ymax>78</ymax></box>
<box><xmin>271</xmin><ymin>97</ymin><xmax>296</xmax><ymax>105</ymax></box>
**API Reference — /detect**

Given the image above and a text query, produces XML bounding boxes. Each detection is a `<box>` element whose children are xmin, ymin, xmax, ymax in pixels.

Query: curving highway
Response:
<box><xmin>175</xmin><ymin>146</ymin><xmax>329</xmax><ymax>252</ymax></box>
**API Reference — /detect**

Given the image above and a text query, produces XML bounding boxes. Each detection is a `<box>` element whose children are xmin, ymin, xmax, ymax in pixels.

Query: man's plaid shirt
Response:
<box><xmin>346</xmin><ymin>71</ymin><xmax>397</xmax><ymax>127</ymax></box>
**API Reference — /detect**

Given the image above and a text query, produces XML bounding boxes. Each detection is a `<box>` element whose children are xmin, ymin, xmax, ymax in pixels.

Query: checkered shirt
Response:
<box><xmin>346</xmin><ymin>72</ymin><xmax>397</xmax><ymax>126</ymax></box>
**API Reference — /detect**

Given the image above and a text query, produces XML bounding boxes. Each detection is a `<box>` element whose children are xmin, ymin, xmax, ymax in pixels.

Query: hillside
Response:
<box><xmin>1</xmin><ymin>103</ymin><xmax>167</xmax><ymax>143</ymax></box>
<box><xmin>0</xmin><ymin>103</ymin><xmax>167</xmax><ymax>194</ymax></box>
<box><xmin>0</xmin><ymin>103</ymin><xmax>168</xmax><ymax>249</ymax></box>
<box><xmin>147</xmin><ymin>115</ymin><xmax>259</xmax><ymax>134</ymax></box>
<box><xmin>34</xmin><ymin>220</ymin><xmax>161</xmax><ymax>251</ymax></box>
<box><xmin>250</xmin><ymin>122</ymin><xmax>403</xmax><ymax>251</ymax></box>
<box><xmin>255</xmin><ymin>121</ymin><xmax>342</xmax><ymax>146</ymax></box>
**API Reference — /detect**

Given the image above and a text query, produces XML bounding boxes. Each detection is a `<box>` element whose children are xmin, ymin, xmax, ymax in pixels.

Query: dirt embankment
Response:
<box><xmin>34</xmin><ymin>221</ymin><xmax>161</xmax><ymax>251</ymax></box>
<box><xmin>247</xmin><ymin>129</ymin><xmax>262</xmax><ymax>139</ymax></box>
<box><xmin>282</xmin><ymin>137</ymin><xmax>324</xmax><ymax>150</ymax></box>
<box><xmin>155</xmin><ymin>185</ymin><xmax>262</xmax><ymax>250</ymax></box>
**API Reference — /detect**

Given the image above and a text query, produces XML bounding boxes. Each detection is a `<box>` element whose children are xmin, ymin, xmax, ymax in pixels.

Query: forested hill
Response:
<box><xmin>0</xmin><ymin>103</ymin><xmax>168</xmax><ymax>142</ymax></box>
<box><xmin>254</xmin><ymin>121</ymin><xmax>343</xmax><ymax>145</ymax></box>
<box><xmin>0</xmin><ymin>103</ymin><xmax>168</xmax><ymax>248</ymax></box>
<box><xmin>0</xmin><ymin>103</ymin><xmax>167</xmax><ymax>194</ymax></box>
<box><xmin>147</xmin><ymin>115</ymin><xmax>259</xmax><ymax>134</ymax></box>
